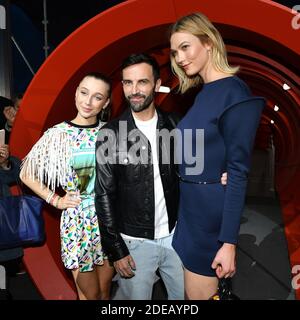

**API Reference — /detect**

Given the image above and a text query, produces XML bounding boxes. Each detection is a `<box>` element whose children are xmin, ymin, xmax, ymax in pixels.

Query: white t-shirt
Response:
<box><xmin>121</xmin><ymin>111</ymin><xmax>170</xmax><ymax>240</ymax></box>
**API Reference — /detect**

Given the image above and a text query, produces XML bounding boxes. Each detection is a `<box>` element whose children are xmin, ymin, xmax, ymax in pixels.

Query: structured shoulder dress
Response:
<box><xmin>172</xmin><ymin>76</ymin><xmax>265</xmax><ymax>276</ymax></box>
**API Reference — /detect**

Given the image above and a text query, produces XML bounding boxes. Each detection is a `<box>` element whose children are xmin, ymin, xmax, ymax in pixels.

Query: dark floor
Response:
<box><xmin>234</xmin><ymin>196</ymin><xmax>294</xmax><ymax>300</ymax></box>
<box><xmin>0</xmin><ymin>196</ymin><xmax>295</xmax><ymax>300</ymax></box>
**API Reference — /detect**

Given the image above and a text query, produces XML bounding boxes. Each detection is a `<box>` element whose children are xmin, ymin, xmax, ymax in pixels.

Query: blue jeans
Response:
<box><xmin>113</xmin><ymin>233</ymin><xmax>184</xmax><ymax>300</ymax></box>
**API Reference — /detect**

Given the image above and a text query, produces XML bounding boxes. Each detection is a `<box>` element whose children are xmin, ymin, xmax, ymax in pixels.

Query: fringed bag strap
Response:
<box><xmin>21</xmin><ymin>127</ymin><xmax>72</xmax><ymax>191</ymax></box>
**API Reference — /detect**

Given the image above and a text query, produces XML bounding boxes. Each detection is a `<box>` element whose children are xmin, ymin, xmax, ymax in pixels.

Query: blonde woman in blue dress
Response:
<box><xmin>20</xmin><ymin>73</ymin><xmax>115</xmax><ymax>300</ymax></box>
<box><xmin>170</xmin><ymin>13</ymin><xmax>264</xmax><ymax>299</ymax></box>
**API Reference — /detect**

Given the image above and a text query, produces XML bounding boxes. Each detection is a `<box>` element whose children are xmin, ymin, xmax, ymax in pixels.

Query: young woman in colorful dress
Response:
<box><xmin>20</xmin><ymin>73</ymin><xmax>115</xmax><ymax>300</ymax></box>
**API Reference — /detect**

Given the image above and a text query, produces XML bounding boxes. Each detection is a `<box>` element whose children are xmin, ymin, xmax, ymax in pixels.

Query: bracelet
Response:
<box><xmin>50</xmin><ymin>194</ymin><xmax>58</xmax><ymax>206</ymax></box>
<box><xmin>46</xmin><ymin>191</ymin><xmax>54</xmax><ymax>203</ymax></box>
<box><xmin>55</xmin><ymin>196</ymin><xmax>61</xmax><ymax>208</ymax></box>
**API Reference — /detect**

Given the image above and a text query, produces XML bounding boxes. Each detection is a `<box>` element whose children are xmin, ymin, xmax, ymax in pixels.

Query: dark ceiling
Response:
<box><xmin>10</xmin><ymin>0</ymin><xmax>126</xmax><ymax>48</ymax></box>
<box><xmin>10</xmin><ymin>0</ymin><xmax>299</xmax><ymax>49</ymax></box>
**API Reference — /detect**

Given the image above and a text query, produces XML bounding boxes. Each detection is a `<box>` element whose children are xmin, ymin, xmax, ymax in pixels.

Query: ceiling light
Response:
<box><xmin>158</xmin><ymin>86</ymin><xmax>171</xmax><ymax>93</ymax></box>
<box><xmin>274</xmin><ymin>105</ymin><xmax>279</xmax><ymax>112</ymax></box>
<box><xmin>283</xmin><ymin>83</ymin><xmax>291</xmax><ymax>90</ymax></box>
<box><xmin>270</xmin><ymin>120</ymin><xmax>274</xmax><ymax>124</ymax></box>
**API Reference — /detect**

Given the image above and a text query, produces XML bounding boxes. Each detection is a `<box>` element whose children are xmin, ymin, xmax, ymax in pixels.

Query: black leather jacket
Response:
<box><xmin>95</xmin><ymin>108</ymin><xmax>179</xmax><ymax>262</ymax></box>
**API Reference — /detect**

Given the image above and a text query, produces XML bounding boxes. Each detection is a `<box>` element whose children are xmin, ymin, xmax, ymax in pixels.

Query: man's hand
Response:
<box><xmin>114</xmin><ymin>255</ymin><xmax>136</xmax><ymax>278</ymax></box>
<box><xmin>0</xmin><ymin>144</ymin><xmax>10</xmax><ymax>167</ymax></box>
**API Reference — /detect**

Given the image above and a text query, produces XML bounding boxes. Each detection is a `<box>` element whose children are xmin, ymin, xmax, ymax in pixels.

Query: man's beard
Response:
<box><xmin>126</xmin><ymin>91</ymin><xmax>155</xmax><ymax>113</ymax></box>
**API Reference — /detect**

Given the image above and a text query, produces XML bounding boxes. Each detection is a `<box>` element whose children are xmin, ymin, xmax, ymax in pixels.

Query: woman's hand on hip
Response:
<box><xmin>57</xmin><ymin>191</ymin><xmax>81</xmax><ymax>210</ymax></box>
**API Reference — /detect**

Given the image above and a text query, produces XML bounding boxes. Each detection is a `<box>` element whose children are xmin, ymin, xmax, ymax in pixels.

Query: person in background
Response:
<box><xmin>0</xmin><ymin>96</ymin><xmax>13</xmax><ymax>130</ymax></box>
<box><xmin>169</xmin><ymin>12</ymin><xmax>265</xmax><ymax>299</ymax></box>
<box><xmin>0</xmin><ymin>143</ymin><xmax>23</xmax><ymax>299</ymax></box>
<box><xmin>20</xmin><ymin>73</ymin><xmax>115</xmax><ymax>300</ymax></box>
<box><xmin>3</xmin><ymin>93</ymin><xmax>23</xmax><ymax>143</ymax></box>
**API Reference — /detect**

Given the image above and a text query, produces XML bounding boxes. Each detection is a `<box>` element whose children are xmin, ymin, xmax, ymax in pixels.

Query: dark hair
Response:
<box><xmin>84</xmin><ymin>72</ymin><xmax>112</xmax><ymax>98</ymax></box>
<box><xmin>121</xmin><ymin>53</ymin><xmax>160</xmax><ymax>82</ymax></box>
<box><xmin>13</xmin><ymin>93</ymin><xmax>23</xmax><ymax>105</ymax></box>
<box><xmin>0</xmin><ymin>96</ymin><xmax>13</xmax><ymax>108</ymax></box>
<box><xmin>14</xmin><ymin>93</ymin><xmax>23</xmax><ymax>100</ymax></box>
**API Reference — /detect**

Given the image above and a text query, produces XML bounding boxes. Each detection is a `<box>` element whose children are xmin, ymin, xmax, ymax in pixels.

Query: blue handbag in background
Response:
<box><xmin>0</xmin><ymin>195</ymin><xmax>45</xmax><ymax>249</ymax></box>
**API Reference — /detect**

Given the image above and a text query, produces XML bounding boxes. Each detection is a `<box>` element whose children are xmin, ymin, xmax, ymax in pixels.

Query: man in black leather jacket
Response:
<box><xmin>95</xmin><ymin>53</ymin><xmax>184</xmax><ymax>300</ymax></box>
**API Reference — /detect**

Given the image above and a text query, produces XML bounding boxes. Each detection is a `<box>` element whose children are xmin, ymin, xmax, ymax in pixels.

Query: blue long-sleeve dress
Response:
<box><xmin>172</xmin><ymin>76</ymin><xmax>265</xmax><ymax>276</ymax></box>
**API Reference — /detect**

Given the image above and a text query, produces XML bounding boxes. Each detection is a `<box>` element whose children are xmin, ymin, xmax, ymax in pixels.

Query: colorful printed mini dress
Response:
<box><xmin>22</xmin><ymin>121</ymin><xmax>105</xmax><ymax>272</ymax></box>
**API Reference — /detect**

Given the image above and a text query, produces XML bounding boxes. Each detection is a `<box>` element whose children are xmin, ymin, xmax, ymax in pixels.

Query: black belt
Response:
<box><xmin>177</xmin><ymin>172</ymin><xmax>220</xmax><ymax>185</ymax></box>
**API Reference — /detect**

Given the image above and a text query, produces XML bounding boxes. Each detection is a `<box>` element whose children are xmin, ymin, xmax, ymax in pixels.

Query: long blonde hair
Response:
<box><xmin>170</xmin><ymin>12</ymin><xmax>239</xmax><ymax>94</ymax></box>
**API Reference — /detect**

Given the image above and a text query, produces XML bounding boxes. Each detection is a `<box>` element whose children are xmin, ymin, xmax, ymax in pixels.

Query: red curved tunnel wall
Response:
<box><xmin>10</xmin><ymin>0</ymin><xmax>300</xmax><ymax>299</ymax></box>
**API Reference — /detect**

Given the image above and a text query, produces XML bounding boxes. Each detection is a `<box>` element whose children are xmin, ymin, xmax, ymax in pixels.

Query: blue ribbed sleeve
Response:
<box><xmin>218</xmin><ymin>97</ymin><xmax>265</xmax><ymax>244</ymax></box>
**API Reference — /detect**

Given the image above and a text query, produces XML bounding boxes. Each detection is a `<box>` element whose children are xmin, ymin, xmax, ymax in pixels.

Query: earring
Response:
<box><xmin>100</xmin><ymin>107</ymin><xmax>109</xmax><ymax>122</ymax></box>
